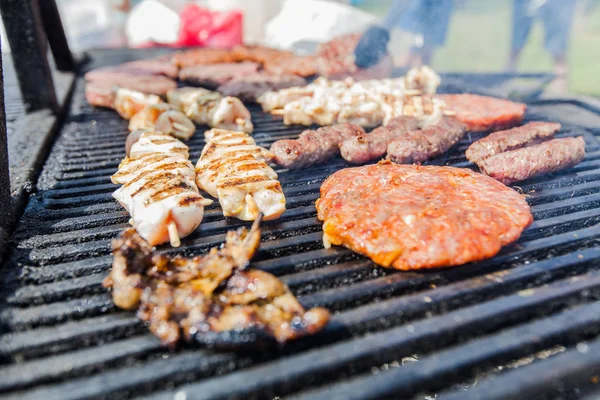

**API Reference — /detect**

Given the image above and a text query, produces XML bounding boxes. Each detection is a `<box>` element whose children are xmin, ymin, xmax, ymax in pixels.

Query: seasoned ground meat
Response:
<box><xmin>316</xmin><ymin>161</ymin><xmax>533</xmax><ymax>270</ymax></box>
<box><xmin>270</xmin><ymin>123</ymin><xmax>365</xmax><ymax>169</ymax></box>
<box><xmin>386</xmin><ymin>116</ymin><xmax>467</xmax><ymax>164</ymax></box>
<box><xmin>436</xmin><ymin>94</ymin><xmax>526</xmax><ymax>132</ymax></box>
<box><xmin>477</xmin><ymin>136</ymin><xmax>585</xmax><ymax>184</ymax></box>
<box><xmin>339</xmin><ymin>116</ymin><xmax>420</xmax><ymax>164</ymax></box>
<box><xmin>466</xmin><ymin>122</ymin><xmax>561</xmax><ymax>164</ymax></box>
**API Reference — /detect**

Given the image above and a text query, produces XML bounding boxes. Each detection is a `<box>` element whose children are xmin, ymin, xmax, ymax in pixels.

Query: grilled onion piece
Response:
<box><xmin>112</xmin><ymin>130</ymin><xmax>212</xmax><ymax>246</ymax></box>
<box><xmin>196</xmin><ymin>129</ymin><xmax>285</xmax><ymax>221</ymax></box>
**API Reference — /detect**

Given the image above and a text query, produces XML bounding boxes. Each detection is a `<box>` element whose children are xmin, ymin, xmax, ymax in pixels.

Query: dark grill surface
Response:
<box><xmin>2</xmin><ymin>73</ymin><xmax>600</xmax><ymax>400</ymax></box>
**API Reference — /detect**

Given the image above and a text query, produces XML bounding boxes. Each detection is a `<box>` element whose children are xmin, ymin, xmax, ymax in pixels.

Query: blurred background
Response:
<box><xmin>1</xmin><ymin>0</ymin><xmax>597</xmax><ymax>95</ymax></box>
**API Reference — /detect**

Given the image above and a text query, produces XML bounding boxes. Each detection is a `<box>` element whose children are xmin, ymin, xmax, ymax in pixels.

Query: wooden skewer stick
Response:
<box><xmin>167</xmin><ymin>221</ymin><xmax>181</xmax><ymax>248</ymax></box>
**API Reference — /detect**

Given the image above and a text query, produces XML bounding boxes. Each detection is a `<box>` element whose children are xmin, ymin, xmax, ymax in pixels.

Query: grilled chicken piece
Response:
<box><xmin>129</xmin><ymin>103</ymin><xmax>196</xmax><ymax>140</ymax></box>
<box><xmin>103</xmin><ymin>221</ymin><xmax>330</xmax><ymax>348</ymax></box>
<box><xmin>114</xmin><ymin>88</ymin><xmax>164</xmax><ymax>120</ymax></box>
<box><xmin>167</xmin><ymin>87</ymin><xmax>253</xmax><ymax>133</ymax></box>
<box><xmin>196</xmin><ymin>129</ymin><xmax>285</xmax><ymax>221</ymax></box>
<box><xmin>112</xmin><ymin>130</ymin><xmax>212</xmax><ymax>246</ymax></box>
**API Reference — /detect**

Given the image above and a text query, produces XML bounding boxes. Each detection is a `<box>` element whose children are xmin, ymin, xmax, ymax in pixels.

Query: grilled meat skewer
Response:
<box><xmin>167</xmin><ymin>87</ymin><xmax>253</xmax><ymax>133</ymax></box>
<box><xmin>129</xmin><ymin>103</ymin><xmax>196</xmax><ymax>140</ymax></box>
<box><xmin>103</xmin><ymin>220</ymin><xmax>330</xmax><ymax>347</ymax></box>
<box><xmin>196</xmin><ymin>129</ymin><xmax>286</xmax><ymax>220</ymax></box>
<box><xmin>112</xmin><ymin>130</ymin><xmax>212</xmax><ymax>247</ymax></box>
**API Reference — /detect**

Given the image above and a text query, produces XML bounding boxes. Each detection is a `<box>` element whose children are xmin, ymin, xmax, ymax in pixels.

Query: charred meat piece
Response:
<box><xmin>217</xmin><ymin>72</ymin><xmax>307</xmax><ymax>103</ymax></box>
<box><xmin>196</xmin><ymin>129</ymin><xmax>285</xmax><ymax>221</ymax></box>
<box><xmin>435</xmin><ymin>94</ymin><xmax>526</xmax><ymax>132</ymax></box>
<box><xmin>178</xmin><ymin>62</ymin><xmax>261</xmax><ymax>88</ymax></box>
<box><xmin>340</xmin><ymin>116</ymin><xmax>420</xmax><ymax>164</ymax></box>
<box><xmin>466</xmin><ymin>122</ymin><xmax>561</xmax><ymax>164</ymax></box>
<box><xmin>316</xmin><ymin>161</ymin><xmax>533</xmax><ymax>270</ymax></box>
<box><xmin>103</xmin><ymin>222</ymin><xmax>330</xmax><ymax>348</ymax></box>
<box><xmin>386</xmin><ymin>116</ymin><xmax>467</xmax><ymax>164</ymax></box>
<box><xmin>477</xmin><ymin>136</ymin><xmax>586</xmax><ymax>184</ymax></box>
<box><xmin>270</xmin><ymin>123</ymin><xmax>365</xmax><ymax>169</ymax></box>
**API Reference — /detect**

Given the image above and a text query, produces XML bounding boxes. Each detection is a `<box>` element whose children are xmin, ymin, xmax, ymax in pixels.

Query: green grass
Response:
<box><xmin>357</xmin><ymin>0</ymin><xmax>600</xmax><ymax>96</ymax></box>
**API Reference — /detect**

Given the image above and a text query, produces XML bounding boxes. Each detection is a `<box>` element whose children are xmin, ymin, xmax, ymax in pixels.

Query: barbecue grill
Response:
<box><xmin>2</xmin><ymin>2</ymin><xmax>600</xmax><ymax>399</ymax></box>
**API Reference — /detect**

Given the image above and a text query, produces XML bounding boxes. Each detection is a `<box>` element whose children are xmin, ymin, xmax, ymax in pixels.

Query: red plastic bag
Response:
<box><xmin>177</xmin><ymin>5</ymin><xmax>243</xmax><ymax>48</ymax></box>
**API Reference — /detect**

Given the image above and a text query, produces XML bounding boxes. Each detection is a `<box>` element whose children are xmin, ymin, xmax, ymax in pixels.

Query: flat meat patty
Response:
<box><xmin>171</xmin><ymin>48</ymin><xmax>238</xmax><ymax>68</ymax></box>
<box><xmin>264</xmin><ymin>55</ymin><xmax>318</xmax><ymax>77</ymax></box>
<box><xmin>85</xmin><ymin>60</ymin><xmax>178</xmax><ymax>80</ymax></box>
<box><xmin>217</xmin><ymin>72</ymin><xmax>307</xmax><ymax>102</ymax></box>
<box><xmin>466</xmin><ymin>121</ymin><xmax>561</xmax><ymax>164</ymax></box>
<box><xmin>179</xmin><ymin>62</ymin><xmax>260</xmax><ymax>88</ymax></box>
<box><xmin>436</xmin><ymin>94</ymin><xmax>526</xmax><ymax>132</ymax></box>
<box><xmin>316</xmin><ymin>161</ymin><xmax>533</xmax><ymax>270</ymax></box>
<box><xmin>477</xmin><ymin>136</ymin><xmax>586</xmax><ymax>184</ymax></box>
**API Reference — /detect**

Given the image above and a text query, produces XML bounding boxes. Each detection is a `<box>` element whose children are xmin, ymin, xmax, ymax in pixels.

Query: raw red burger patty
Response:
<box><xmin>316</xmin><ymin>161</ymin><xmax>533</xmax><ymax>270</ymax></box>
<box><xmin>436</xmin><ymin>94</ymin><xmax>526</xmax><ymax>132</ymax></box>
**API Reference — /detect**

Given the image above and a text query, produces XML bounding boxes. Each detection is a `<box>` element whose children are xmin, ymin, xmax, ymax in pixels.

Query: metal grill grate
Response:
<box><xmin>2</xmin><ymin>72</ymin><xmax>600</xmax><ymax>400</ymax></box>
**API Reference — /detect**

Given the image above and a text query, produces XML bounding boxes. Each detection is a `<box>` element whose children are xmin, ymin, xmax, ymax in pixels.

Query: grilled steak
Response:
<box><xmin>466</xmin><ymin>122</ymin><xmax>561</xmax><ymax>164</ymax></box>
<box><xmin>178</xmin><ymin>62</ymin><xmax>261</xmax><ymax>88</ymax></box>
<box><xmin>436</xmin><ymin>94</ymin><xmax>526</xmax><ymax>132</ymax></box>
<box><xmin>270</xmin><ymin>123</ymin><xmax>365</xmax><ymax>169</ymax></box>
<box><xmin>316</xmin><ymin>33</ymin><xmax>392</xmax><ymax>80</ymax></box>
<box><xmin>339</xmin><ymin>116</ymin><xmax>420</xmax><ymax>164</ymax></box>
<box><xmin>171</xmin><ymin>48</ymin><xmax>238</xmax><ymax>68</ymax></box>
<box><xmin>84</xmin><ymin>72</ymin><xmax>177</xmax><ymax>97</ymax></box>
<box><xmin>103</xmin><ymin>222</ymin><xmax>330</xmax><ymax>348</ymax></box>
<box><xmin>217</xmin><ymin>72</ymin><xmax>307</xmax><ymax>102</ymax></box>
<box><xmin>477</xmin><ymin>136</ymin><xmax>586</xmax><ymax>184</ymax></box>
<box><xmin>386</xmin><ymin>116</ymin><xmax>467</xmax><ymax>164</ymax></box>
<box><xmin>85</xmin><ymin>59</ymin><xmax>178</xmax><ymax>81</ymax></box>
<box><xmin>263</xmin><ymin>55</ymin><xmax>318</xmax><ymax>77</ymax></box>
<box><xmin>316</xmin><ymin>161</ymin><xmax>533</xmax><ymax>270</ymax></box>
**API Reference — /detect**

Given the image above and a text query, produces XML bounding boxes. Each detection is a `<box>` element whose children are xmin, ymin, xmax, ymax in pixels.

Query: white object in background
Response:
<box><xmin>205</xmin><ymin>0</ymin><xmax>282</xmax><ymax>44</ymax></box>
<box><xmin>264</xmin><ymin>0</ymin><xmax>376</xmax><ymax>51</ymax></box>
<box><xmin>126</xmin><ymin>0</ymin><xmax>181</xmax><ymax>47</ymax></box>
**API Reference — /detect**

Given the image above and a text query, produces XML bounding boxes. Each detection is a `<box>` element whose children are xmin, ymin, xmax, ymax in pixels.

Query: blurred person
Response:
<box><xmin>507</xmin><ymin>0</ymin><xmax>578</xmax><ymax>92</ymax></box>
<box><xmin>354</xmin><ymin>0</ymin><xmax>455</xmax><ymax>68</ymax></box>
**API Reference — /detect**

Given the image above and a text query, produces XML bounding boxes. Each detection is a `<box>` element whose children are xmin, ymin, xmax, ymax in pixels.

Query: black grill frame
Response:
<box><xmin>2</xmin><ymin>47</ymin><xmax>600</xmax><ymax>399</ymax></box>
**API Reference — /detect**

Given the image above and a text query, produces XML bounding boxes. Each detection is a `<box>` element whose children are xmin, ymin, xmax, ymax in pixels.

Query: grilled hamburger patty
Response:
<box><xmin>316</xmin><ymin>161</ymin><xmax>533</xmax><ymax>270</ymax></box>
<box><xmin>217</xmin><ymin>72</ymin><xmax>307</xmax><ymax>102</ymax></box>
<box><xmin>477</xmin><ymin>136</ymin><xmax>586</xmax><ymax>184</ymax></box>
<box><xmin>466</xmin><ymin>122</ymin><xmax>561</xmax><ymax>164</ymax></box>
<box><xmin>436</xmin><ymin>94</ymin><xmax>526</xmax><ymax>132</ymax></box>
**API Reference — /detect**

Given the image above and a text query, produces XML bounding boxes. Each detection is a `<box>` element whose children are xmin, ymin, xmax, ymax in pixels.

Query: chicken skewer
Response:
<box><xmin>103</xmin><ymin>218</ymin><xmax>330</xmax><ymax>348</ymax></box>
<box><xmin>196</xmin><ymin>129</ymin><xmax>286</xmax><ymax>220</ymax></box>
<box><xmin>128</xmin><ymin>103</ymin><xmax>196</xmax><ymax>140</ymax></box>
<box><xmin>167</xmin><ymin>87</ymin><xmax>254</xmax><ymax>133</ymax></box>
<box><xmin>112</xmin><ymin>130</ymin><xmax>212</xmax><ymax>247</ymax></box>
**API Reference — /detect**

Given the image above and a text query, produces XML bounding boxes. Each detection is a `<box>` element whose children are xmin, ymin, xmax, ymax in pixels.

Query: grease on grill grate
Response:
<box><xmin>1</xmin><ymin>77</ymin><xmax>600</xmax><ymax>400</ymax></box>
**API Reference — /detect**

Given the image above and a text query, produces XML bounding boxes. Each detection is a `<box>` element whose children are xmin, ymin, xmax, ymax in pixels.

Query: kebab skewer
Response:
<box><xmin>196</xmin><ymin>129</ymin><xmax>286</xmax><ymax>220</ymax></box>
<box><xmin>112</xmin><ymin>130</ymin><xmax>212</xmax><ymax>247</ymax></box>
<box><xmin>167</xmin><ymin>87</ymin><xmax>254</xmax><ymax>133</ymax></box>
